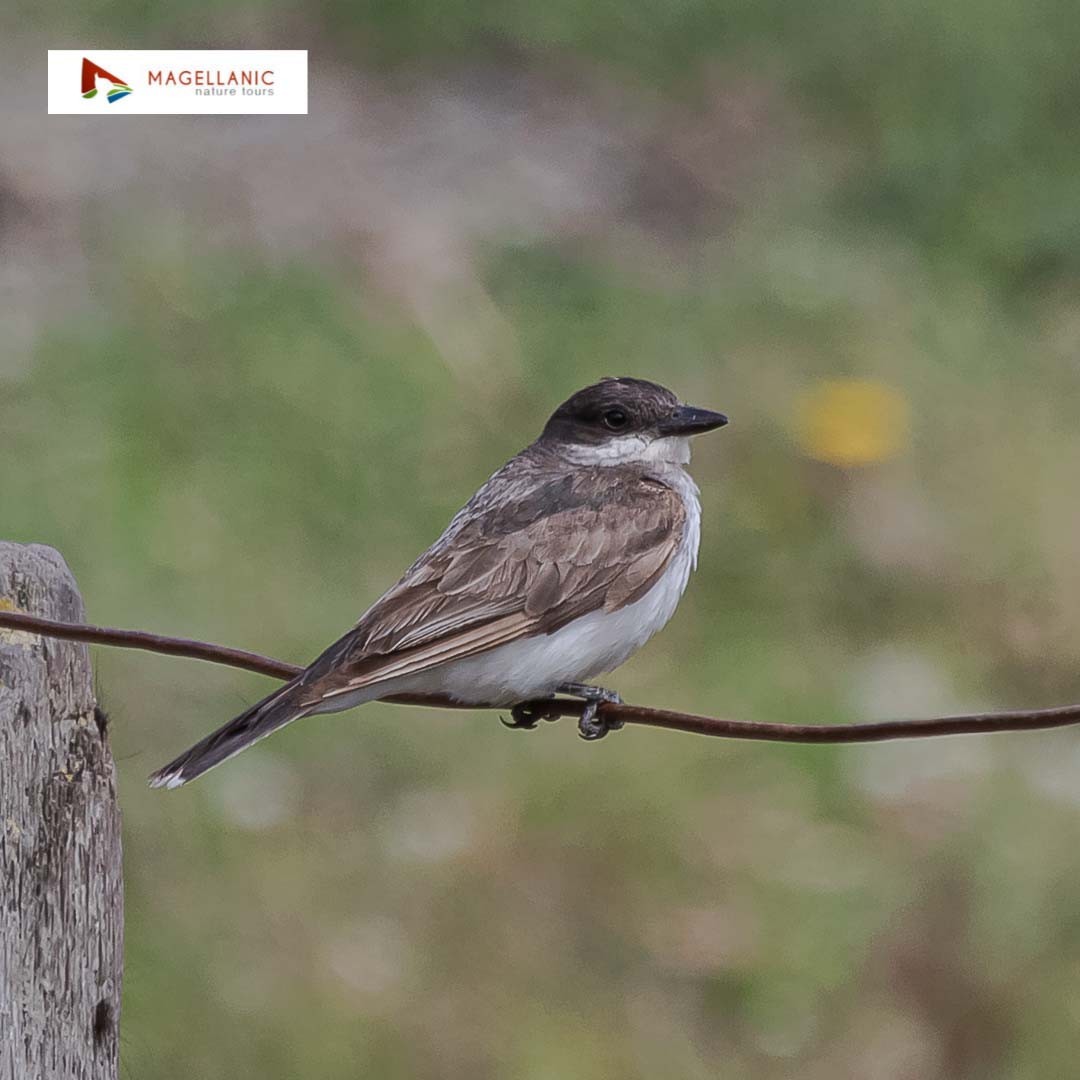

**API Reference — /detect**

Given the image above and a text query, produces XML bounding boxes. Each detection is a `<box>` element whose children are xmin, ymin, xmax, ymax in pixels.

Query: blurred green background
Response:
<box><xmin>5</xmin><ymin>1</ymin><xmax>1080</xmax><ymax>1075</ymax></box>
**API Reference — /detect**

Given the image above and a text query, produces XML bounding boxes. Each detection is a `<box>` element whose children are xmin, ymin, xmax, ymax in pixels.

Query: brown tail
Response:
<box><xmin>148</xmin><ymin>678</ymin><xmax>309</xmax><ymax>789</ymax></box>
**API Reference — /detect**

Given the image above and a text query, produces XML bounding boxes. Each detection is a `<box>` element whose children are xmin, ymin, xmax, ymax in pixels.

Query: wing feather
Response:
<box><xmin>309</xmin><ymin>612</ymin><xmax>531</xmax><ymax>700</ymax></box>
<box><xmin>296</xmin><ymin>464</ymin><xmax>687</xmax><ymax>704</ymax></box>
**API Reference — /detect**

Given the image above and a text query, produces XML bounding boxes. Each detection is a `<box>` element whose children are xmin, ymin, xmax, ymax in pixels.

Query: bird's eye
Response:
<box><xmin>602</xmin><ymin>408</ymin><xmax>628</xmax><ymax>430</ymax></box>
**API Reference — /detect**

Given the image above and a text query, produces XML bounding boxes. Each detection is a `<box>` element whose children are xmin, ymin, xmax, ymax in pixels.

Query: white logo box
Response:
<box><xmin>48</xmin><ymin>50</ymin><xmax>308</xmax><ymax>115</ymax></box>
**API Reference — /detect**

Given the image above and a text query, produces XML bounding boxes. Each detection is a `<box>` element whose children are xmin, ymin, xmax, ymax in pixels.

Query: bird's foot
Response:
<box><xmin>557</xmin><ymin>682</ymin><xmax>624</xmax><ymax>741</ymax></box>
<box><xmin>502</xmin><ymin>698</ymin><xmax>562</xmax><ymax>731</ymax></box>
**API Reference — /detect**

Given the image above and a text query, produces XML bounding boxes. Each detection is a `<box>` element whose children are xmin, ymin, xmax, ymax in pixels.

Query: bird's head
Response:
<box><xmin>539</xmin><ymin>377</ymin><xmax>728</xmax><ymax>466</ymax></box>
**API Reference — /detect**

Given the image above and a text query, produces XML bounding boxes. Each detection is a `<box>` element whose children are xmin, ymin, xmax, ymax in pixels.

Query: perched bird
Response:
<box><xmin>149</xmin><ymin>377</ymin><xmax>728</xmax><ymax>788</ymax></box>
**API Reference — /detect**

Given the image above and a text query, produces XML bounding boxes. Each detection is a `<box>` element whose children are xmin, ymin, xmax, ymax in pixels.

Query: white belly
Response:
<box><xmin>383</xmin><ymin>476</ymin><xmax>701</xmax><ymax>706</ymax></box>
<box><xmin>432</xmin><ymin>545</ymin><xmax>695</xmax><ymax>703</ymax></box>
<box><xmin>311</xmin><ymin>468</ymin><xmax>703</xmax><ymax>713</ymax></box>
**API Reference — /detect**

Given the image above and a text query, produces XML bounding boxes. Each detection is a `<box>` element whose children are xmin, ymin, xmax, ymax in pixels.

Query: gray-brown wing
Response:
<box><xmin>296</xmin><ymin>471</ymin><xmax>686</xmax><ymax>705</ymax></box>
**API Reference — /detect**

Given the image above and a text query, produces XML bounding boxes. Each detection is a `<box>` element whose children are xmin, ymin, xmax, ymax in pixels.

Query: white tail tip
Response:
<box><xmin>147</xmin><ymin>770</ymin><xmax>187</xmax><ymax>790</ymax></box>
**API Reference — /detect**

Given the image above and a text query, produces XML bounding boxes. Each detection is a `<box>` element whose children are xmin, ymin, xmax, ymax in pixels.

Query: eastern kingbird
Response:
<box><xmin>149</xmin><ymin>378</ymin><xmax>727</xmax><ymax>788</ymax></box>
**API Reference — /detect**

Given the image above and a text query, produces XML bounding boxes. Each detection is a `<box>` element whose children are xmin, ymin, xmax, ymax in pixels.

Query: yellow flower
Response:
<box><xmin>793</xmin><ymin>379</ymin><xmax>910</xmax><ymax>467</ymax></box>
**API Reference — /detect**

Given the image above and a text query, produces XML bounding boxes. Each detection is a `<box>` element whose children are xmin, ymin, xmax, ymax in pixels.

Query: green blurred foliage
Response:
<box><xmin>6</xmin><ymin>0</ymin><xmax>1080</xmax><ymax>1076</ymax></box>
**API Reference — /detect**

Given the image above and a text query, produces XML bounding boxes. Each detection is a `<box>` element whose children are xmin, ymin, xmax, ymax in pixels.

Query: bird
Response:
<box><xmin>149</xmin><ymin>377</ymin><xmax>728</xmax><ymax>789</ymax></box>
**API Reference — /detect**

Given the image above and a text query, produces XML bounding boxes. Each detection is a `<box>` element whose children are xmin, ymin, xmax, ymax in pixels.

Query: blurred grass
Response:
<box><xmin>33</xmin><ymin>0</ymin><xmax>1080</xmax><ymax>280</ymax></box>
<box><xmin>5</xmin><ymin>0</ymin><xmax>1080</xmax><ymax>1075</ymax></box>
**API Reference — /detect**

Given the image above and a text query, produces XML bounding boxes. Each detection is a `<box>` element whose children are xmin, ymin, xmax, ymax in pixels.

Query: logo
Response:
<box><xmin>80</xmin><ymin>57</ymin><xmax>133</xmax><ymax>104</ymax></box>
<box><xmin>50</xmin><ymin>51</ymin><xmax>307</xmax><ymax>115</ymax></box>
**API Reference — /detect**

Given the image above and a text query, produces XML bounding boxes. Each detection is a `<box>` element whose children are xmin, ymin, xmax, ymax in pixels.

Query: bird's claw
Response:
<box><xmin>572</xmin><ymin>687</ymin><xmax>624</xmax><ymax>741</ymax></box>
<box><xmin>502</xmin><ymin>699</ymin><xmax>561</xmax><ymax>730</ymax></box>
<box><xmin>502</xmin><ymin>686</ymin><xmax>624</xmax><ymax>739</ymax></box>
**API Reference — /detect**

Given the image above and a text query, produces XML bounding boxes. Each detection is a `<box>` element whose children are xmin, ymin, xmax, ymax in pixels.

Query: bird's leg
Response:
<box><xmin>502</xmin><ymin>697</ymin><xmax>561</xmax><ymax>730</ymax></box>
<box><xmin>557</xmin><ymin>682</ymin><xmax>624</xmax><ymax>741</ymax></box>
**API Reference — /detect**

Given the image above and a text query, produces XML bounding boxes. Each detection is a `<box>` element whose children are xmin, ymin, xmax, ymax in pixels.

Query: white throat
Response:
<box><xmin>561</xmin><ymin>434</ymin><xmax>693</xmax><ymax>467</ymax></box>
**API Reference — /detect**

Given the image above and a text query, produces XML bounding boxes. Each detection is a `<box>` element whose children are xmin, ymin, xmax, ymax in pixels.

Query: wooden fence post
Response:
<box><xmin>0</xmin><ymin>543</ymin><xmax>122</xmax><ymax>1080</ymax></box>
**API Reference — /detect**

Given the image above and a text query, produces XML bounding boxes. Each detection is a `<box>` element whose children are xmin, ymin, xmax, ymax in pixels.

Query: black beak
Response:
<box><xmin>658</xmin><ymin>404</ymin><xmax>729</xmax><ymax>436</ymax></box>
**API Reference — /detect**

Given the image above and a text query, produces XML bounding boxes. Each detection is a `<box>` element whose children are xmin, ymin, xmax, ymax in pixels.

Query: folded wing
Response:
<box><xmin>296</xmin><ymin>469</ymin><xmax>686</xmax><ymax>707</ymax></box>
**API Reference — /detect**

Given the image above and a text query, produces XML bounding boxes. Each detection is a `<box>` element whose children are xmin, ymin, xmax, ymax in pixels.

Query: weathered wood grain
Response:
<box><xmin>0</xmin><ymin>543</ymin><xmax>121</xmax><ymax>1080</ymax></box>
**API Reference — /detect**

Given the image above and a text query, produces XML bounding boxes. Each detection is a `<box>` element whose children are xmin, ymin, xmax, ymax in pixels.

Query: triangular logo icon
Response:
<box><xmin>81</xmin><ymin>57</ymin><xmax>133</xmax><ymax>103</ymax></box>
